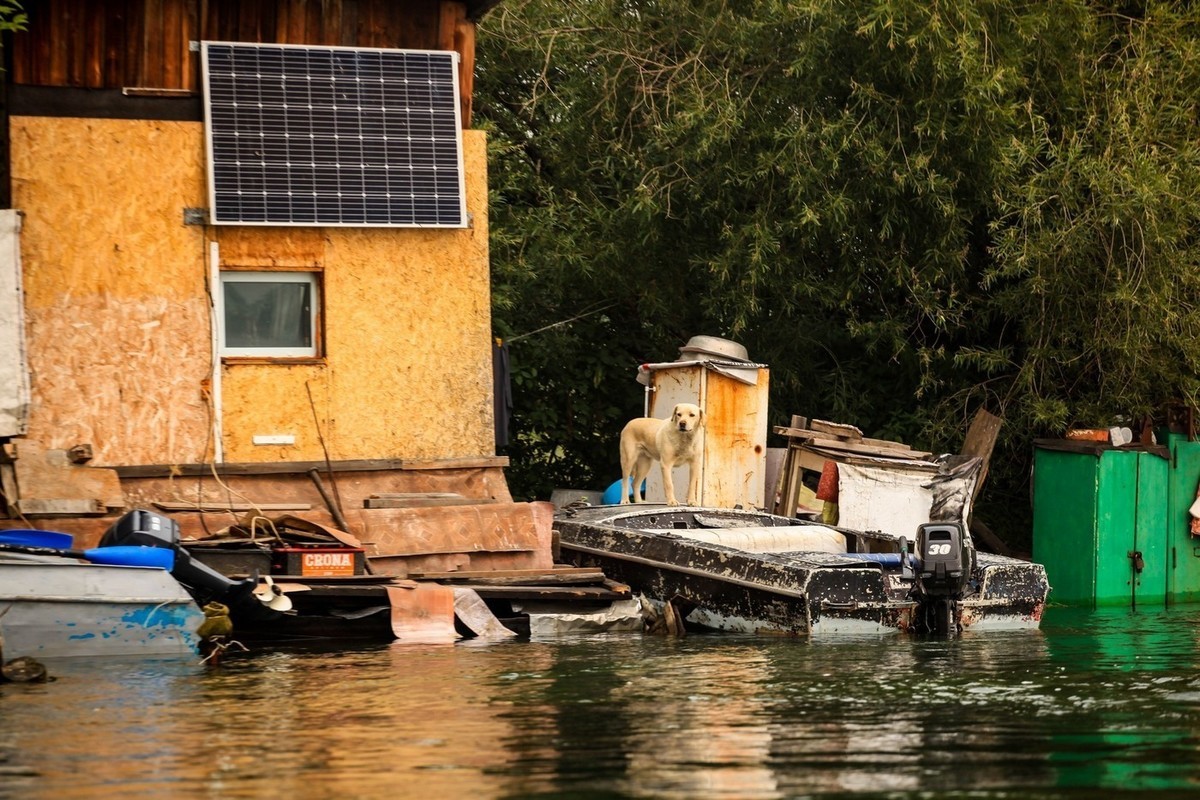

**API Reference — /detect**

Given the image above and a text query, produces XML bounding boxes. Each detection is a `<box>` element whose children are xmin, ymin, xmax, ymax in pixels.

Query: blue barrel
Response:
<box><xmin>601</xmin><ymin>479</ymin><xmax>646</xmax><ymax>505</ymax></box>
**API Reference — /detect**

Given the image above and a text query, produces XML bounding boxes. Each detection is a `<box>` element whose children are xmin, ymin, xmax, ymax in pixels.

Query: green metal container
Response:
<box><xmin>1032</xmin><ymin>443</ymin><xmax>1168</xmax><ymax>608</ymax></box>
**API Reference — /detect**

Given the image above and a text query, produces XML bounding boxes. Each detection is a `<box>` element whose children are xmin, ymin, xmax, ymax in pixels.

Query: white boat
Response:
<box><xmin>0</xmin><ymin>550</ymin><xmax>205</xmax><ymax>660</ymax></box>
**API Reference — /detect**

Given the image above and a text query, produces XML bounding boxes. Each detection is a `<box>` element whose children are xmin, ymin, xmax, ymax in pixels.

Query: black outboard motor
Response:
<box><xmin>100</xmin><ymin>509</ymin><xmax>258</xmax><ymax>609</ymax></box>
<box><xmin>911</xmin><ymin>521</ymin><xmax>975</xmax><ymax>635</ymax></box>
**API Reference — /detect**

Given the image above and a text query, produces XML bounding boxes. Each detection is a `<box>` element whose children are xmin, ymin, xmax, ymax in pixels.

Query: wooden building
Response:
<box><xmin>0</xmin><ymin>0</ymin><xmax>553</xmax><ymax>576</ymax></box>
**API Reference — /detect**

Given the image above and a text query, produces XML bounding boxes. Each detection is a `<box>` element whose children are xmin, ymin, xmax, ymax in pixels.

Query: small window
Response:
<box><xmin>220</xmin><ymin>271</ymin><xmax>319</xmax><ymax>357</ymax></box>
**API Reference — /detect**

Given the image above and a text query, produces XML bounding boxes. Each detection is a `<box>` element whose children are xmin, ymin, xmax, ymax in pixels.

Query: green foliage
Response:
<box><xmin>478</xmin><ymin>1</ymin><xmax>1200</xmax><ymax>547</ymax></box>
<box><xmin>0</xmin><ymin>2</ymin><xmax>26</xmax><ymax>35</ymax></box>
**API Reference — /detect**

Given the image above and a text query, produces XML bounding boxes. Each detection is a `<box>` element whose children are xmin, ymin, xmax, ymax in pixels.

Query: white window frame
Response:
<box><xmin>218</xmin><ymin>271</ymin><xmax>320</xmax><ymax>358</ymax></box>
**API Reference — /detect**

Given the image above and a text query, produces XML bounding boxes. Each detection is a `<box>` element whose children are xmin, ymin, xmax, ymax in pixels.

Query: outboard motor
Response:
<box><xmin>911</xmin><ymin>521</ymin><xmax>975</xmax><ymax>635</ymax></box>
<box><xmin>100</xmin><ymin>509</ymin><xmax>258</xmax><ymax>609</ymax></box>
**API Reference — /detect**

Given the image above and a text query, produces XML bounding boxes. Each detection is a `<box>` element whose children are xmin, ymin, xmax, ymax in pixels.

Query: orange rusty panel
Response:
<box><xmin>334</xmin><ymin>466</ymin><xmax>513</xmax><ymax>504</ymax></box>
<box><xmin>646</xmin><ymin>364</ymin><xmax>770</xmax><ymax>509</ymax></box>
<box><xmin>118</xmin><ymin>467</ymin><xmax>514</xmax><ymax>533</ymax></box>
<box><xmin>352</xmin><ymin>501</ymin><xmax>554</xmax><ymax>560</ymax></box>
<box><xmin>385</xmin><ymin>583</ymin><xmax>458</xmax><ymax>641</ymax></box>
<box><xmin>703</xmin><ymin>369</ymin><xmax>769</xmax><ymax>452</ymax></box>
<box><xmin>11</xmin><ymin>441</ymin><xmax>124</xmax><ymax>509</ymax></box>
<box><xmin>10</xmin><ymin>116</ymin><xmax>212</xmax><ymax>466</ymax></box>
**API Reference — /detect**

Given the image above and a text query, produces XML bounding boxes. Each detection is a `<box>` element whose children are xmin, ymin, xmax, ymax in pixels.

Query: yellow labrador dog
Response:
<box><xmin>619</xmin><ymin>403</ymin><xmax>704</xmax><ymax>506</ymax></box>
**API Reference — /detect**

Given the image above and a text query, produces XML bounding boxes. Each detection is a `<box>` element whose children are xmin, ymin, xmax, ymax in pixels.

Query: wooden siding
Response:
<box><xmin>10</xmin><ymin>0</ymin><xmax>476</xmax><ymax>121</ymax></box>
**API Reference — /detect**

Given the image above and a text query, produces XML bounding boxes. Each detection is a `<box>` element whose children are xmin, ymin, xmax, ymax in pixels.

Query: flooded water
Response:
<box><xmin>3</xmin><ymin>605</ymin><xmax>1200</xmax><ymax>799</ymax></box>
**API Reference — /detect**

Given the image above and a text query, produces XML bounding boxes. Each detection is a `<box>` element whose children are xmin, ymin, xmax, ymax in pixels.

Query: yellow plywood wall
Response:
<box><xmin>11</xmin><ymin>117</ymin><xmax>212</xmax><ymax>466</ymax></box>
<box><xmin>11</xmin><ymin>117</ymin><xmax>494</xmax><ymax>466</ymax></box>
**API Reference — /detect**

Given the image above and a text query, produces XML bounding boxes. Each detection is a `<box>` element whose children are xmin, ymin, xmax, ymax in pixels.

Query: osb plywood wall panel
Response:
<box><xmin>217</xmin><ymin>130</ymin><xmax>493</xmax><ymax>463</ymax></box>
<box><xmin>10</xmin><ymin>116</ymin><xmax>214</xmax><ymax>466</ymax></box>
<box><xmin>219</xmin><ymin>363</ymin><xmax>330</xmax><ymax>462</ymax></box>
<box><xmin>13</xmin><ymin>118</ymin><xmax>492</xmax><ymax>467</ymax></box>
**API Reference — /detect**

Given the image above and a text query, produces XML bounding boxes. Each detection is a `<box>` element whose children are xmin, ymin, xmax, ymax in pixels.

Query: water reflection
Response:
<box><xmin>3</xmin><ymin>608</ymin><xmax>1200</xmax><ymax>798</ymax></box>
<box><xmin>613</xmin><ymin>646</ymin><xmax>779</xmax><ymax>799</ymax></box>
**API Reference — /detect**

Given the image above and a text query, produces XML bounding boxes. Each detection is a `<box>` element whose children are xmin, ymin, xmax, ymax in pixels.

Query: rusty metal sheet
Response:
<box><xmin>357</xmin><ymin>501</ymin><xmax>554</xmax><ymax>559</ymax></box>
<box><xmin>453</xmin><ymin>588</ymin><xmax>517</xmax><ymax>639</ymax></box>
<box><xmin>385</xmin><ymin>583</ymin><xmax>458</xmax><ymax>642</ymax></box>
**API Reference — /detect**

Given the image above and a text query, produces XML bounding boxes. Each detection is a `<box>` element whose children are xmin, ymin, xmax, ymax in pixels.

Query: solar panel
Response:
<box><xmin>202</xmin><ymin>41</ymin><xmax>467</xmax><ymax>228</ymax></box>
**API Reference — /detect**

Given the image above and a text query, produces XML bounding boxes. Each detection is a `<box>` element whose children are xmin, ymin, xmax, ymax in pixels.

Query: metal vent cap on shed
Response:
<box><xmin>678</xmin><ymin>335</ymin><xmax>749</xmax><ymax>362</ymax></box>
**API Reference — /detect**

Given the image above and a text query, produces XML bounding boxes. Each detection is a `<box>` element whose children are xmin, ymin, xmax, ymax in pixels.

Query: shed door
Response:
<box><xmin>1131</xmin><ymin>451</ymin><xmax>1168</xmax><ymax>607</ymax></box>
<box><xmin>1095</xmin><ymin>451</ymin><xmax>1167</xmax><ymax>608</ymax></box>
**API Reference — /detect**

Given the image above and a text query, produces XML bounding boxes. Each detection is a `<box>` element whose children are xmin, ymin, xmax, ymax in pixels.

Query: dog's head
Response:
<box><xmin>672</xmin><ymin>403</ymin><xmax>704</xmax><ymax>432</ymax></box>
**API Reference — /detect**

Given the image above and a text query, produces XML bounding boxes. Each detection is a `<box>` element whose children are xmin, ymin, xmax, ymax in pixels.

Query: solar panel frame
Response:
<box><xmin>202</xmin><ymin>41</ymin><xmax>468</xmax><ymax>228</ymax></box>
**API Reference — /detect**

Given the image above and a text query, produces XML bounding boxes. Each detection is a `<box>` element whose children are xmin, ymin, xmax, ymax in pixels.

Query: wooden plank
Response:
<box><xmin>459</xmin><ymin>584</ymin><xmax>631</xmax><ymax>602</ymax></box>
<box><xmin>399</xmin><ymin>456</ymin><xmax>510</xmax><ymax>471</ymax></box>
<box><xmin>771</xmin><ymin>446</ymin><xmax>794</xmax><ymax>516</ymax></box>
<box><xmin>83</xmin><ymin>0</ymin><xmax>104</xmax><ymax>88</ymax></box>
<box><xmin>774</xmin><ymin>426</ymin><xmax>816</xmax><ymax>440</ymax></box>
<box><xmin>810</xmin><ymin>419</ymin><xmax>864</xmax><ymax>439</ymax></box>
<box><xmin>404</xmin><ymin>0</ymin><xmax>440</xmax><ymax>49</ymax></box>
<box><xmin>66</xmin><ymin>0</ymin><xmax>87</xmax><ymax>86</ymax></box>
<box><xmin>775</xmin><ymin>425</ymin><xmax>912</xmax><ymax>450</ymax></box>
<box><xmin>44</xmin><ymin>0</ymin><xmax>65</xmax><ymax>85</ymax></box>
<box><xmin>114</xmin><ymin>456</ymin><xmax>508</xmax><ymax>478</ymax></box>
<box><xmin>141</xmin><ymin>0</ymin><xmax>164</xmax><ymax>87</ymax></box>
<box><xmin>100</xmin><ymin>0</ymin><xmax>123</xmax><ymax>87</ymax></box>
<box><xmin>357</xmin><ymin>0</ymin><xmax>384</xmax><ymax>47</ymax></box>
<box><xmin>14</xmin><ymin>442</ymin><xmax>124</xmax><ymax>509</ymax></box>
<box><xmin>456</xmin><ymin>13</ymin><xmax>475</xmax><ymax>125</ymax></box>
<box><xmin>961</xmin><ymin>408</ymin><xmax>1003</xmax><ymax>500</ymax></box>
<box><xmin>970</xmin><ymin>518</ymin><xmax>1014</xmax><ymax>558</ymax></box>
<box><xmin>17</xmin><ymin>498</ymin><xmax>106</xmax><ymax>516</ymax></box>
<box><xmin>181</xmin><ymin>0</ymin><xmax>201</xmax><ymax>92</ymax></box>
<box><xmin>308</xmin><ymin>0</ymin><xmax>332</xmax><ymax>46</ymax></box>
<box><xmin>237</xmin><ymin>0</ymin><xmax>262</xmax><ymax>41</ymax></box>
<box><xmin>161</xmin><ymin>0</ymin><xmax>183</xmax><ymax>90</ymax></box>
<box><xmin>259</xmin><ymin>0</ymin><xmax>279</xmax><ymax>44</ymax></box>
<box><xmin>152</xmin><ymin>501</ymin><xmax>313</xmax><ymax>512</ymax></box>
<box><xmin>411</xmin><ymin>567</ymin><xmax>606</xmax><ymax>585</ymax></box>
<box><xmin>364</xmin><ymin>492</ymin><xmax>490</xmax><ymax>509</ymax></box>
<box><xmin>789</xmin><ymin>443</ymin><xmax>829</xmax><ymax>474</ymax></box>
<box><xmin>411</xmin><ymin>567</ymin><xmax>604</xmax><ymax>580</ymax></box>
<box><xmin>280</xmin><ymin>0</ymin><xmax>306</xmax><ymax>45</ymax></box>
<box><xmin>804</xmin><ymin>436</ymin><xmax>932</xmax><ymax>459</ymax></box>
<box><xmin>124</xmin><ymin>0</ymin><xmax>143</xmax><ymax>86</ymax></box>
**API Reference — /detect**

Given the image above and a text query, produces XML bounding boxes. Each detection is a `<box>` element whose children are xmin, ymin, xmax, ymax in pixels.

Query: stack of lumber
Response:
<box><xmin>771</xmin><ymin>416</ymin><xmax>933</xmax><ymax>518</ymax></box>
